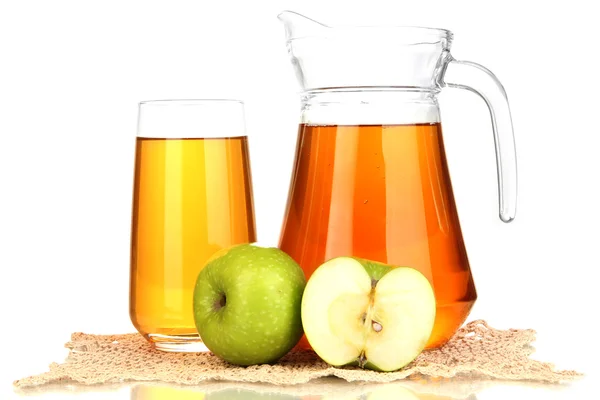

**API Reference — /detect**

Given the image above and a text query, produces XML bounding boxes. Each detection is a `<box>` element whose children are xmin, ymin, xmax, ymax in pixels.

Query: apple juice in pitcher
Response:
<box><xmin>277</xmin><ymin>12</ymin><xmax>517</xmax><ymax>349</ymax></box>
<box><xmin>281</xmin><ymin>121</ymin><xmax>475</xmax><ymax>348</ymax></box>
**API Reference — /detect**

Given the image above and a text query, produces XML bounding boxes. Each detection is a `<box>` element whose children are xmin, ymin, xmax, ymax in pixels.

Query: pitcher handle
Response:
<box><xmin>441</xmin><ymin>57</ymin><xmax>518</xmax><ymax>223</ymax></box>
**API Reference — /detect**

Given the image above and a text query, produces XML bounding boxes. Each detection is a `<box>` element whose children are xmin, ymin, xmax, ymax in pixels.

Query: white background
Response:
<box><xmin>1</xmin><ymin>0</ymin><xmax>598</xmax><ymax>398</ymax></box>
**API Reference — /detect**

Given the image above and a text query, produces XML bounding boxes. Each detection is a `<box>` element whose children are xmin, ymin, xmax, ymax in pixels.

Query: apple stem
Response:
<box><xmin>358</xmin><ymin>351</ymin><xmax>367</xmax><ymax>368</ymax></box>
<box><xmin>214</xmin><ymin>293</ymin><xmax>226</xmax><ymax>311</ymax></box>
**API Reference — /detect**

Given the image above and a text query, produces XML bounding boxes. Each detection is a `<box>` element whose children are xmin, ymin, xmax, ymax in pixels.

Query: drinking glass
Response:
<box><xmin>130</xmin><ymin>99</ymin><xmax>256</xmax><ymax>352</ymax></box>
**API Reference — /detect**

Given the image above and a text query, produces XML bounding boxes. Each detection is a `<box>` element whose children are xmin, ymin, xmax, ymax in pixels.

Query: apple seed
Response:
<box><xmin>372</xmin><ymin>321</ymin><xmax>383</xmax><ymax>332</ymax></box>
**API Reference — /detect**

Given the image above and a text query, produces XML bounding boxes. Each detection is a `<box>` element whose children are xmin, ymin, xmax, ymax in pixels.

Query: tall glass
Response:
<box><xmin>130</xmin><ymin>100</ymin><xmax>256</xmax><ymax>352</ymax></box>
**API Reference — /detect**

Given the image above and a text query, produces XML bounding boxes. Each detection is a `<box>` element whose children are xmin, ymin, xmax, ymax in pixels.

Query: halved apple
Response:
<box><xmin>301</xmin><ymin>257</ymin><xmax>436</xmax><ymax>372</ymax></box>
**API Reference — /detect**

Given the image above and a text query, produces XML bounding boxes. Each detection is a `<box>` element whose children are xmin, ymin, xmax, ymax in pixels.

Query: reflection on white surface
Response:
<box><xmin>13</xmin><ymin>377</ymin><xmax>482</xmax><ymax>399</ymax></box>
<box><xmin>12</xmin><ymin>377</ymin><xmax>488</xmax><ymax>399</ymax></box>
<box><xmin>129</xmin><ymin>378</ymin><xmax>478</xmax><ymax>399</ymax></box>
<box><xmin>12</xmin><ymin>376</ymin><xmax>589</xmax><ymax>400</ymax></box>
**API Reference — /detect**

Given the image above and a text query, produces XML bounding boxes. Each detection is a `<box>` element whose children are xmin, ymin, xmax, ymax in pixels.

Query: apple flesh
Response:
<box><xmin>301</xmin><ymin>257</ymin><xmax>436</xmax><ymax>372</ymax></box>
<box><xmin>193</xmin><ymin>243</ymin><xmax>306</xmax><ymax>366</ymax></box>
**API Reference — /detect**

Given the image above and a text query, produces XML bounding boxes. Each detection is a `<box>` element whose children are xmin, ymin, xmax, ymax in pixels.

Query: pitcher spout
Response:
<box><xmin>277</xmin><ymin>11</ymin><xmax>452</xmax><ymax>92</ymax></box>
<box><xmin>277</xmin><ymin>10</ymin><xmax>328</xmax><ymax>42</ymax></box>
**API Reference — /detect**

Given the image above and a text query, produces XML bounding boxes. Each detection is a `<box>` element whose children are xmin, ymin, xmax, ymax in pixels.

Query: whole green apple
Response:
<box><xmin>193</xmin><ymin>243</ymin><xmax>306</xmax><ymax>366</ymax></box>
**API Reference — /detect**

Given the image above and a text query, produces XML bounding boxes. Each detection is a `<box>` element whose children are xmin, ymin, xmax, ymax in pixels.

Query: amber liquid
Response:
<box><xmin>130</xmin><ymin>137</ymin><xmax>256</xmax><ymax>348</ymax></box>
<box><xmin>280</xmin><ymin>124</ymin><xmax>476</xmax><ymax>349</ymax></box>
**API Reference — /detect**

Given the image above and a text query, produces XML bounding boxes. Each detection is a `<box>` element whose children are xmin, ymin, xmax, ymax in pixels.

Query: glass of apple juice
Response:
<box><xmin>129</xmin><ymin>100</ymin><xmax>257</xmax><ymax>352</ymax></box>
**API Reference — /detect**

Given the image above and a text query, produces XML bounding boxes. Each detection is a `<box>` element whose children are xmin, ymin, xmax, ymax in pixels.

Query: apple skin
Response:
<box><xmin>352</xmin><ymin>257</ymin><xmax>393</xmax><ymax>281</ymax></box>
<box><xmin>193</xmin><ymin>244</ymin><xmax>306</xmax><ymax>366</ymax></box>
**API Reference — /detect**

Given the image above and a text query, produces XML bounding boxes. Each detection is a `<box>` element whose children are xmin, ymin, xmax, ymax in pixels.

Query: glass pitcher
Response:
<box><xmin>277</xmin><ymin>11</ymin><xmax>517</xmax><ymax>349</ymax></box>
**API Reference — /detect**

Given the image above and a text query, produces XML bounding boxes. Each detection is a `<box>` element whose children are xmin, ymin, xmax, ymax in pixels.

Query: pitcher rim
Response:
<box><xmin>278</xmin><ymin>10</ymin><xmax>453</xmax><ymax>43</ymax></box>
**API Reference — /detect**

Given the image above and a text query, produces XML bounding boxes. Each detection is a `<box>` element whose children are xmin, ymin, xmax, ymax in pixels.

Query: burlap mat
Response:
<box><xmin>13</xmin><ymin>320</ymin><xmax>581</xmax><ymax>389</ymax></box>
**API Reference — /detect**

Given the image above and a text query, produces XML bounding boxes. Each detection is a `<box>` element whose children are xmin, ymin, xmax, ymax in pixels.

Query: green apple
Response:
<box><xmin>301</xmin><ymin>257</ymin><xmax>436</xmax><ymax>372</ymax></box>
<box><xmin>193</xmin><ymin>243</ymin><xmax>306</xmax><ymax>366</ymax></box>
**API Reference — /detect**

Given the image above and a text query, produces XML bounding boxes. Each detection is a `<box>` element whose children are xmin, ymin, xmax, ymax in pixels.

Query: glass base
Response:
<box><xmin>147</xmin><ymin>333</ymin><xmax>209</xmax><ymax>353</ymax></box>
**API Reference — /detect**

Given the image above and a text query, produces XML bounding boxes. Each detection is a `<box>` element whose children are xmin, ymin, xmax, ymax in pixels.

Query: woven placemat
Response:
<box><xmin>13</xmin><ymin>320</ymin><xmax>581</xmax><ymax>389</ymax></box>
